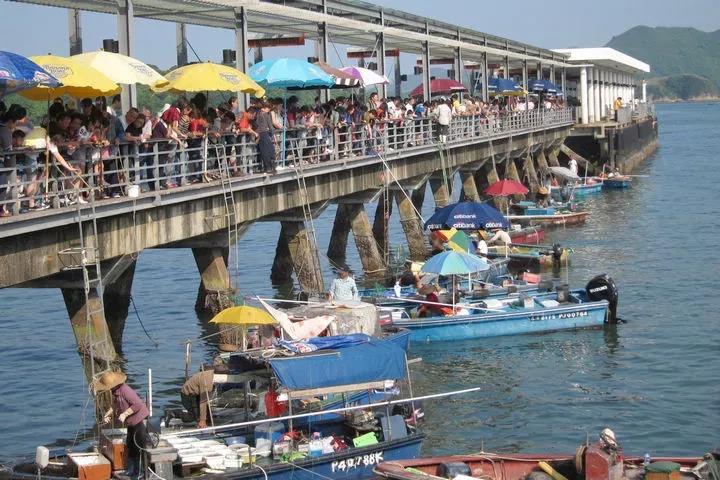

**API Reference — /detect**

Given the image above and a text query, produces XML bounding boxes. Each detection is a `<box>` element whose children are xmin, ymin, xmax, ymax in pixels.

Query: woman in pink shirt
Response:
<box><xmin>95</xmin><ymin>371</ymin><xmax>150</xmax><ymax>479</ymax></box>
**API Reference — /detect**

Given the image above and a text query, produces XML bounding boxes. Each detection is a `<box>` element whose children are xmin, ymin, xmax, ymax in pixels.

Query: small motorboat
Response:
<box><xmin>602</xmin><ymin>175</ymin><xmax>632</xmax><ymax>189</ymax></box>
<box><xmin>374</xmin><ymin>428</ymin><xmax>713</xmax><ymax>480</ymax></box>
<box><xmin>390</xmin><ymin>274</ymin><xmax>619</xmax><ymax>343</ymax></box>
<box><xmin>506</xmin><ymin>203</ymin><xmax>589</xmax><ymax>227</ymax></box>
<box><xmin>485</xmin><ymin>242</ymin><xmax>571</xmax><ymax>272</ymax></box>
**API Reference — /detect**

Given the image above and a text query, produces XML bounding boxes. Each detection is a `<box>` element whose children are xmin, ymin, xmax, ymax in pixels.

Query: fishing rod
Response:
<box><xmin>163</xmin><ymin>386</ymin><xmax>482</xmax><ymax>437</ymax></box>
<box><xmin>378</xmin><ymin>296</ymin><xmax>505</xmax><ymax>313</ymax></box>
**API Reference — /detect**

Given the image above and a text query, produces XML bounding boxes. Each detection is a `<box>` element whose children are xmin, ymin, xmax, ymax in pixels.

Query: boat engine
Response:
<box><xmin>585</xmin><ymin>274</ymin><xmax>619</xmax><ymax>323</ymax></box>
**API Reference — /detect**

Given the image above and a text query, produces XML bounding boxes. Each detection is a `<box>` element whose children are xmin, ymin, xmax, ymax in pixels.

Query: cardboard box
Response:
<box><xmin>100</xmin><ymin>429</ymin><xmax>127</xmax><ymax>471</ymax></box>
<box><xmin>68</xmin><ymin>453</ymin><xmax>111</xmax><ymax>480</ymax></box>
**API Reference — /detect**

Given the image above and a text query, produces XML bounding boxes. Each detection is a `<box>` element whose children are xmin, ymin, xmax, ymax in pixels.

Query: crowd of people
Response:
<box><xmin>0</xmin><ymin>89</ymin><xmax>566</xmax><ymax>217</ymax></box>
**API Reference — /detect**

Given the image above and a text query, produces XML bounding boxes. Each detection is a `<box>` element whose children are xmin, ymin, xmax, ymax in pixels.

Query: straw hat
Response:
<box><xmin>537</xmin><ymin>186</ymin><xmax>549</xmax><ymax>195</ymax></box>
<box><xmin>93</xmin><ymin>371</ymin><xmax>127</xmax><ymax>393</ymax></box>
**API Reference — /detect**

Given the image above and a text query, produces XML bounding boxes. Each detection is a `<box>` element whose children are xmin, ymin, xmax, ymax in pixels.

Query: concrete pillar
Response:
<box><xmin>347</xmin><ymin>203</ymin><xmax>385</xmax><ymax>275</ymax></box>
<box><xmin>176</xmin><ymin>23</ymin><xmax>188</xmax><ymax>67</ymax></box>
<box><xmin>580</xmin><ymin>66</ymin><xmax>588</xmax><ymax>124</ymax></box>
<box><xmin>561</xmin><ymin>67</ymin><xmax>566</xmax><ymax>95</ymax></box>
<box><xmin>598</xmin><ymin>70</ymin><xmax>606</xmax><ymax>120</ymax></box>
<box><xmin>422</xmin><ymin>39</ymin><xmax>431</xmax><ymax>102</ymax></box>
<box><xmin>642</xmin><ymin>80</ymin><xmax>647</xmax><ymax>103</ymax></box>
<box><xmin>411</xmin><ymin>182</ymin><xmax>427</xmax><ymax>212</ymax></box>
<box><xmin>454</xmin><ymin>29</ymin><xmax>463</xmax><ymax>85</ymax></box>
<box><xmin>68</xmin><ymin>9</ymin><xmax>83</xmax><ymax>56</ymax></box>
<box><xmin>377</xmin><ymin>11</ymin><xmax>387</xmax><ymax>100</ymax></box>
<box><xmin>117</xmin><ymin>0</ymin><xmax>136</xmax><ymax>110</ymax></box>
<box><xmin>396</xmin><ymin>190</ymin><xmax>428</xmax><ymax>261</ymax></box>
<box><xmin>317</xmin><ymin>22</ymin><xmax>330</xmax><ymax>103</ymax></box>
<box><xmin>101</xmin><ymin>260</ymin><xmax>137</xmax><ymax>352</ymax></box>
<box><xmin>193</xmin><ymin>247</ymin><xmax>234</xmax><ymax>313</ymax></box>
<box><xmin>481</xmin><ymin>52</ymin><xmax>489</xmax><ymax>102</ymax></box>
<box><xmin>504</xmin><ymin>56</ymin><xmax>510</xmax><ymax>80</ymax></box>
<box><xmin>503</xmin><ymin>159</ymin><xmax>525</xmax><ymax>202</ymax></box>
<box><xmin>547</xmin><ymin>147</ymin><xmax>561</xmax><ymax>167</ymax></box>
<box><xmin>271</xmin><ymin>224</ymin><xmax>294</xmax><ymax>285</ymax></box>
<box><xmin>372</xmin><ymin>192</ymin><xmax>392</xmax><ymax>260</ymax></box>
<box><xmin>587</xmin><ymin>68</ymin><xmax>596</xmax><ymax>123</ymax></box>
<box><xmin>327</xmin><ymin>204</ymin><xmax>351</xmax><ymax>261</ymax></box>
<box><xmin>394</xmin><ymin>55</ymin><xmax>402</xmax><ymax>98</ymax></box>
<box><xmin>459</xmin><ymin>171</ymin><xmax>481</xmax><ymax>202</ymax></box>
<box><xmin>234</xmin><ymin>7</ymin><xmax>250</xmax><ymax>111</ymax></box>
<box><xmin>522</xmin><ymin>154</ymin><xmax>539</xmax><ymax>196</ymax></box>
<box><xmin>62</xmin><ymin>288</ymin><xmax>119</xmax><ymax>368</ymax></box>
<box><xmin>630</xmin><ymin>76</ymin><xmax>636</xmax><ymax>109</ymax></box>
<box><xmin>429</xmin><ymin>176</ymin><xmax>451</xmax><ymax>210</ymax></box>
<box><xmin>535</xmin><ymin>148</ymin><xmax>550</xmax><ymax>181</ymax></box>
<box><xmin>593</xmin><ymin>69</ymin><xmax>602</xmax><ymax>123</ymax></box>
<box><xmin>278</xmin><ymin>221</ymin><xmax>325</xmax><ymax>294</ymax></box>
<box><xmin>484</xmin><ymin>162</ymin><xmax>506</xmax><ymax>212</ymax></box>
<box><xmin>522</xmin><ymin>60</ymin><xmax>528</xmax><ymax>92</ymax></box>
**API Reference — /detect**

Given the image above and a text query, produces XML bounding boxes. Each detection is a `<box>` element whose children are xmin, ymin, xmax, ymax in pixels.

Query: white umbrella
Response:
<box><xmin>340</xmin><ymin>66</ymin><xmax>390</xmax><ymax>87</ymax></box>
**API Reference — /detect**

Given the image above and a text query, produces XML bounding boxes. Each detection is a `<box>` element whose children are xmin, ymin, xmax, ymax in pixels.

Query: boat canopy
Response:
<box><xmin>268</xmin><ymin>338</ymin><xmax>407</xmax><ymax>392</ymax></box>
<box><xmin>549</xmin><ymin>166</ymin><xmax>581</xmax><ymax>181</ymax></box>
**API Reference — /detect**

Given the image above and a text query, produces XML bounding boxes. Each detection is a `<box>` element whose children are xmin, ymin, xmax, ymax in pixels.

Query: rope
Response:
<box><xmin>130</xmin><ymin>295</ymin><xmax>159</xmax><ymax>347</ymax></box>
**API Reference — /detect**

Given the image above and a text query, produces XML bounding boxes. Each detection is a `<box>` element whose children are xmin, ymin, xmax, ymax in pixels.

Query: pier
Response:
<box><xmin>0</xmin><ymin>0</ymin><xmax>655</xmax><ymax>370</ymax></box>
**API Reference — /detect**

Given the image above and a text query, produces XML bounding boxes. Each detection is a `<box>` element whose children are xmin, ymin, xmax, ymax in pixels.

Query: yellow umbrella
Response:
<box><xmin>209</xmin><ymin>305</ymin><xmax>276</xmax><ymax>326</ymax></box>
<box><xmin>153</xmin><ymin>62</ymin><xmax>265</xmax><ymax>97</ymax></box>
<box><xmin>210</xmin><ymin>305</ymin><xmax>276</xmax><ymax>351</ymax></box>
<box><xmin>73</xmin><ymin>50</ymin><xmax>168</xmax><ymax>87</ymax></box>
<box><xmin>20</xmin><ymin>55</ymin><xmax>120</xmax><ymax>101</ymax></box>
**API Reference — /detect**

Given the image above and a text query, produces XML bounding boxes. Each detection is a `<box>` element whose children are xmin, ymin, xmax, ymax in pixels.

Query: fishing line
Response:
<box><xmin>130</xmin><ymin>295</ymin><xmax>159</xmax><ymax>347</ymax></box>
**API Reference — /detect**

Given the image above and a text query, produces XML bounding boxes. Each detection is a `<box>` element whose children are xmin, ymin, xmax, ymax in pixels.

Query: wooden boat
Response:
<box><xmin>389</xmin><ymin>275</ymin><xmax>619</xmax><ymax>343</ymax></box>
<box><xmin>485</xmin><ymin>243</ymin><xmax>571</xmax><ymax>272</ymax></box>
<box><xmin>506</xmin><ymin>210</ymin><xmax>589</xmax><ymax>227</ymax></box>
<box><xmin>551</xmin><ymin>180</ymin><xmax>603</xmax><ymax>198</ymax></box>
<box><xmin>508</xmin><ymin>225</ymin><xmax>545</xmax><ymax>244</ymax></box>
<box><xmin>12</xmin><ymin>337</ymin><xmax>427</xmax><ymax>480</ymax></box>
<box><xmin>602</xmin><ymin>176</ymin><xmax>632</xmax><ymax>189</ymax></box>
<box><xmin>374</xmin><ymin>429</ymin><xmax>710</xmax><ymax>480</ymax></box>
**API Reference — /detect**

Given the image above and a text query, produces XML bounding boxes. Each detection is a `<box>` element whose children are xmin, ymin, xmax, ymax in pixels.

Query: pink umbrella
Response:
<box><xmin>410</xmin><ymin>78</ymin><xmax>467</xmax><ymax>97</ymax></box>
<box><xmin>340</xmin><ymin>66</ymin><xmax>390</xmax><ymax>87</ymax></box>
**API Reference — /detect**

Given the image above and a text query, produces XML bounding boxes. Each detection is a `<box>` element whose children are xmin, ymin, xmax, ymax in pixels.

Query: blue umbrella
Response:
<box><xmin>249</xmin><ymin>58</ymin><xmax>335</xmax><ymax>90</ymax></box>
<box><xmin>424</xmin><ymin>201</ymin><xmax>510</xmax><ymax>230</ymax></box>
<box><xmin>530</xmin><ymin>78</ymin><xmax>558</xmax><ymax>93</ymax></box>
<box><xmin>488</xmin><ymin>77</ymin><xmax>523</xmax><ymax>96</ymax></box>
<box><xmin>421</xmin><ymin>251</ymin><xmax>489</xmax><ymax>275</ymax></box>
<box><xmin>0</xmin><ymin>51</ymin><xmax>60</xmax><ymax>97</ymax></box>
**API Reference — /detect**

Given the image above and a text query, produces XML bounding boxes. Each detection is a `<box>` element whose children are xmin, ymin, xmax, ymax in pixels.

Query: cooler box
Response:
<box><xmin>646</xmin><ymin>462</ymin><xmax>682</xmax><ymax>480</ymax></box>
<box><xmin>100</xmin><ymin>428</ymin><xmax>127</xmax><ymax>471</ymax></box>
<box><xmin>68</xmin><ymin>453</ymin><xmax>111</xmax><ymax>480</ymax></box>
<box><xmin>525</xmin><ymin>207</ymin><xmax>555</xmax><ymax>215</ymax></box>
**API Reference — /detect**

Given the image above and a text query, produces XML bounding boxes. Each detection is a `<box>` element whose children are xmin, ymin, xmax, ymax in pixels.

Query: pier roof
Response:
<box><xmin>552</xmin><ymin>47</ymin><xmax>650</xmax><ymax>74</ymax></box>
<box><xmin>9</xmin><ymin>0</ymin><xmax>574</xmax><ymax>66</ymax></box>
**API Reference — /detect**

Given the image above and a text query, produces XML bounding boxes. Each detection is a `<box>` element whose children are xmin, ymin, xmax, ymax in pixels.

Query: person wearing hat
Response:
<box><xmin>95</xmin><ymin>372</ymin><xmax>149</xmax><ymax>479</ymax></box>
<box><xmin>537</xmin><ymin>185</ymin><xmax>550</xmax><ymax>207</ymax></box>
<box><xmin>328</xmin><ymin>264</ymin><xmax>359</xmax><ymax>302</ymax></box>
<box><xmin>180</xmin><ymin>363</ymin><xmax>227</xmax><ymax>429</ymax></box>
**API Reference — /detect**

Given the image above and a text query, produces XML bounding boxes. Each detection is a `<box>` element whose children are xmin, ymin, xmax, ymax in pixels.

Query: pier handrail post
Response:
<box><xmin>152</xmin><ymin>142</ymin><xmax>160</xmax><ymax>193</ymax></box>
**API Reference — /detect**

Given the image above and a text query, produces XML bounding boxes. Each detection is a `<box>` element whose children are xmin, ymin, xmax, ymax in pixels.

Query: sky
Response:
<box><xmin>0</xmin><ymin>0</ymin><xmax>719</xmax><ymax>71</ymax></box>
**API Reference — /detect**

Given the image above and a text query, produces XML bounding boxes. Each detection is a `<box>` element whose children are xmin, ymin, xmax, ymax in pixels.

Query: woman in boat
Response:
<box><xmin>94</xmin><ymin>371</ymin><xmax>150</xmax><ymax>479</ymax></box>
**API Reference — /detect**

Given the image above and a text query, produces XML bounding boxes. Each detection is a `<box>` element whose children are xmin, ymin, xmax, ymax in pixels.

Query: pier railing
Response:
<box><xmin>0</xmin><ymin>108</ymin><xmax>572</xmax><ymax>216</ymax></box>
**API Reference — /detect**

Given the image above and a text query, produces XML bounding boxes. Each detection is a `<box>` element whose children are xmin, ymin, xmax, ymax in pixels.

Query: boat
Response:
<box><xmin>508</xmin><ymin>225</ymin><xmax>545</xmax><ymax>244</ymax></box>
<box><xmin>374</xmin><ymin>428</ymin><xmax>712</xmax><ymax>480</ymax></box>
<box><xmin>602</xmin><ymin>176</ymin><xmax>632</xmax><ymax>189</ymax></box>
<box><xmin>485</xmin><ymin>243</ymin><xmax>571</xmax><ymax>272</ymax></box>
<box><xmin>13</xmin><ymin>337</ymin><xmax>429</xmax><ymax>480</ymax></box>
<box><xmin>389</xmin><ymin>274</ymin><xmax>619</xmax><ymax>343</ymax></box>
<box><xmin>506</xmin><ymin>209</ymin><xmax>589</xmax><ymax>227</ymax></box>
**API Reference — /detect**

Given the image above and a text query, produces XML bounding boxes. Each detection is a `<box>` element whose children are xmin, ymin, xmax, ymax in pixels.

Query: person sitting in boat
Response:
<box><xmin>328</xmin><ymin>264</ymin><xmax>359</xmax><ymax>302</ymax></box>
<box><xmin>608</xmin><ymin>166</ymin><xmax>621</xmax><ymax>178</ymax></box>
<box><xmin>488</xmin><ymin>228</ymin><xmax>512</xmax><ymax>246</ymax></box>
<box><xmin>95</xmin><ymin>371</ymin><xmax>149</xmax><ymax>479</ymax></box>
<box><xmin>476</xmin><ymin>233</ymin><xmax>489</xmax><ymax>257</ymax></box>
<box><xmin>417</xmin><ymin>285</ymin><xmax>447</xmax><ymax>318</ymax></box>
<box><xmin>536</xmin><ymin>186</ymin><xmax>549</xmax><ymax>207</ymax></box>
<box><xmin>181</xmin><ymin>363</ymin><xmax>228</xmax><ymax>429</ymax></box>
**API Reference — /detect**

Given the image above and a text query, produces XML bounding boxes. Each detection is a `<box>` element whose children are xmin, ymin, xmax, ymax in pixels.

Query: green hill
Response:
<box><xmin>606</xmin><ymin>26</ymin><xmax>720</xmax><ymax>101</ymax></box>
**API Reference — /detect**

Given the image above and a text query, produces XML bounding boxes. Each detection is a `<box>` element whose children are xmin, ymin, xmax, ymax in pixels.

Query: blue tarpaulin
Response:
<box><xmin>268</xmin><ymin>339</ymin><xmax>407</xmax><ymax>391</ymax></box>
<box><xmin>276</xmin><ymin>333</ymin><xmax>371</xmax><ymax>354</ymax></box>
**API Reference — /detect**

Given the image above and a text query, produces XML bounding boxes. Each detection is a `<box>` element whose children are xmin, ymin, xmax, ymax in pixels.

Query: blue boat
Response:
<box><xmin>391</xmin><ymin>275</ymin><xmax>619</xmax><ymax>343</ymax></box>
<box><xmin>602</xmin><ymin>176</ymin><xmax>632</xmax><ymax>189</ymax></box>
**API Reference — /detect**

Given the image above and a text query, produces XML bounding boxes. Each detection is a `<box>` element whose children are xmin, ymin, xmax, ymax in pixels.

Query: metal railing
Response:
<box><xmin>633</xmin><ymin>102</ymin><xmax>655</xmax><ymax>119</ymax></box>
<box><xmin>0</xmin><ymin>108</ymin><xmax>573</xmax><ymax>217</ymax></box>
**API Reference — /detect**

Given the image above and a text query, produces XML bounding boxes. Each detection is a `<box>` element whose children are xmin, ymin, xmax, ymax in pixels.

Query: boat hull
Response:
<box><xmin>509</xmin><ymin>226</ymin><xmax>545</xmax><ymax>244</ymax></box>
<box><xmin>603</xmin><ymin>178</ymin><xmax>632</xmax><ymax>189</ymax></box>
<box><xmin>394</xmin><ymin>301</ymin><xmax>608</xmax><ymax>342</ymax></box>
<box><xmin>209</xmin><ymin>434</ymin><xmax>424</xmax><ymax>480</ymax></box>
<box><xmin>506</xmin><ymin>211</ymin><xmax>589</xmax><ymax>227</ymax></box>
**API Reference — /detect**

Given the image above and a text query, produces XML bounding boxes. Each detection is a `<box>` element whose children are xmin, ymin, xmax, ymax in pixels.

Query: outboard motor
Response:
<box><xmin>586</xmin><ymin>274</ymin><xmax>619</xmax><ymax>323</ymax></box>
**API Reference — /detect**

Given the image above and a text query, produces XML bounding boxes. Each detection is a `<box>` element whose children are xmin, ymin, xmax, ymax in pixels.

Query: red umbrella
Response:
<box><xmin>410</xmin><ymin>78</ymin><xmax>467</xmax><ymax>97</ymax></box>
<box><xmin>484</xmin><ymin>179</ymin><xmax>529</xmax><ymax>196</ymax></box>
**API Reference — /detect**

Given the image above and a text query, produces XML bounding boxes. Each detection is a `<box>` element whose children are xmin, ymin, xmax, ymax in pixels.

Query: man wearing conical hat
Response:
<box><xmin>94</xmin><ymin>371</ymin><xmax>149</xmax><ymax>479</ymax></box>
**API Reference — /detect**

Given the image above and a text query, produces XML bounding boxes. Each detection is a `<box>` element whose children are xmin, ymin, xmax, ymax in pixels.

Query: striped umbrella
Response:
<box><xmin>314</xmin><ymin>61</ymin><xmax>360</xmax><ymax>88</ymax></box>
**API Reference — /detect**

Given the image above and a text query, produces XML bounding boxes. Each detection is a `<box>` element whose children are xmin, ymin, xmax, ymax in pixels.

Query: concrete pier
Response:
<box><xmin>192</xmin><ymin>247</ymin><xmax>234</xmax><ymax>313</ymax></box>
<box><xmin>346</xmin><ymin>203</ymin><xmax>385</xmax><ymax>275</ymax></box>
<box><xmin>395</xmin><ymin>190</ymin><xmax>428</xmax><ymax>261</ymax></box>
<box><xmin>61</xmin><ymin>288</ymin><xmax>119</xmax><ymax>367</ymax></box>
<box><xmin>279</xmin><ymin>221</ymin><xmax>325</xmax><ymax>294</ymax></box>
<box><xmin>429</xmin><ymin>175</ymin><xmax>452</xmax><ymax>210</ymax></box>
<box><xmin>327</xmin><ymin>204</ymin><xmax>352</xmax><ymax>261</ymax></box>
<box><xmin>459</xmin><ymin>171</ymin><xmax>481</xmax><ymax>202</ymax></box>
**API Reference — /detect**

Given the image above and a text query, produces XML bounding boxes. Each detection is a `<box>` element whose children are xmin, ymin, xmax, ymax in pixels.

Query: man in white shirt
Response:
<box><xmin>568</xmin><ymin>157</ymin><xmax>578</xmax><ymax>176</ymax></box>
<box><xmin>488</xmin><ymin>228</ymin><xmax>512</xmax><ymax>246</ymax></box>
<box><xmin>476</xmin><ymin>237</ymin><xmax>489</xmax><ymax>256</ymax></box>
<box><xmin>435</xmin><ymin>100</ymin><xmax>452</xmax><ymax>143</ymax></box>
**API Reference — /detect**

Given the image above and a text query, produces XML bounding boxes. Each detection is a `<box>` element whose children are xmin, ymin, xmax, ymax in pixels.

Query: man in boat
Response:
<box><xmin>181</xmin><ymin>363</ymin><xmax>228</xmax><ymax>429</ymax></box>
<box><xmin>488</xmin><ymin>228</ymin><xmax>512</xmax><ymax>246</ymax></box>
<box><xmin>536</xmin><ymin>186</ymin><xmax>550</xmax><ymax>207</ymax></box>
<box><xmin>328</xmin><ymin>264</ymin><xmax>359</xmax><ymax>302</ymax></box>
<box><xmin>568</xmin><ymin>156</ymin><xmax>578</xmax><ymax>176</ymax></box>
<box><xmin>95</xmin><ymin>371</ymin><xmax>150</xmax><ymax>479</ymax></box>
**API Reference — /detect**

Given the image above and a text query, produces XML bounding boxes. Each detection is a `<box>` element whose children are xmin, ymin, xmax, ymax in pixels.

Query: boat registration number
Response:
<box><xmin>331</xmin><ymin>452</ymin><xmax>384</xmax><ymax>472</ymax></box>
<box><xmin>530</xmin><ymin>310</ymin><xmax>589</xmax><ymax>321</ymax></box>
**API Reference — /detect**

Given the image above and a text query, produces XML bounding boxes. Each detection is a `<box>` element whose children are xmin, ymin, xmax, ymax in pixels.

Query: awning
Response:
<box><xmin>549</xmin><ymin>166</ymin><xmax>581</xmax><ymax>181</ymax></box>
<box><xmin>268</xmin><ymin>339</ymin><xmax>407</xmax><ymax>392</ymax></box>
